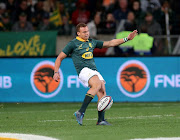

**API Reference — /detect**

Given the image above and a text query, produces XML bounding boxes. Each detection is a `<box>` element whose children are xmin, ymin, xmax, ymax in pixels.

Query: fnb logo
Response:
<box><xmin>117</xmin><ymin>60</ymin><xmax>150</xmax><ymax>98</ymax></box>
<box><xmin>30</xmin><ymin>61</ymin><xmax>63</xmax><ymax>98</ymax></box>
<box><xmin>82</xmin><ymin>52</ymin><xmax>93</xmax><ymax>59</ymax></box>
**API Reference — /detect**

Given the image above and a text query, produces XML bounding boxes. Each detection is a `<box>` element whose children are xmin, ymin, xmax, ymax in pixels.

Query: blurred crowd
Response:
<box><xmin>0</xmin><ymin>0</ymin><xmax>179</xmax><ymax>36</ymax></box>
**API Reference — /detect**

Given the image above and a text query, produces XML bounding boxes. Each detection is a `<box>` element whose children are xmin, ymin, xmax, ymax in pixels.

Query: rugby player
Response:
<box><xmin>53</xmin><ymin>23</ymin><xmax>137</xmax><ymax>125</ymax></box>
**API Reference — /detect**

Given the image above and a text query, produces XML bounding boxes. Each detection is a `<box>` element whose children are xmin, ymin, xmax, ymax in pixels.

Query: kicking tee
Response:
<box><xmin>62</xmin><ymin>37</ymin><xmax>104</xmax><ymax>75</ymax></box>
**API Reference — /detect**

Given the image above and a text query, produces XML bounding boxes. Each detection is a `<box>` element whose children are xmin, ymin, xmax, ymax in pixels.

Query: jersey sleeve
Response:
<box><xmin>93</xmin><ymin>39</ymin><xmax>104</xmax><ymax>49</ymax></box>
<box><xmin>62</xmin><ymin>41</ymin><xmax>74</xmax><ymax>56</ymax></box>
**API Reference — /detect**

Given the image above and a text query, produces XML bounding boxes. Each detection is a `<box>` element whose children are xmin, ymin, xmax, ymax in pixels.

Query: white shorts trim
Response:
<box><xmin>78</xmin><ymin>67</ymin><xmax>105</xmax><ymax>87</ymax></box>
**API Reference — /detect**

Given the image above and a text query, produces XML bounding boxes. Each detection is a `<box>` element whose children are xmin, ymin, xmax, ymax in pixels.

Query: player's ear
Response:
<box><xmin>77</xmin><ymin>32</ymin><xmax>80</xmax><ymax>36</ymax></box>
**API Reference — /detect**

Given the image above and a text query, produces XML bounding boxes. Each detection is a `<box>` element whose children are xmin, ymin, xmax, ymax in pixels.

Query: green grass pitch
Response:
<box><xmin>0</xmin><ymin>102</ymin><xmax>180</xmax><ymax>140</ymax></box>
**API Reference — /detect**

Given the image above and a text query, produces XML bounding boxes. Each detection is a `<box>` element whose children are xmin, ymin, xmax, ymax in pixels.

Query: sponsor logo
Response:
<box><xmin>154</xmin><ymin>74</ymin><xmax>180</xmax><ymax>88</ymax></box>
<box><xmin>0</xmin><ymin>76</ymin><xmax>12</xmax><ymax>89</ymax></box>
<box><xmin>98</xmin><ymin>97</ymin><xmax>109</xmax><ymax>110</ymax></box>
<box><xmin>67</xmin><ymin>75</ymin><xmax>87</xmax><ymax>88</ymax></box>
<box><xmin>117</xmin><ymin>60</ymin><xmax>150</xmax><ymax>98</ymax></box>
<box><xmin>82</xmin><ymin>52</ymin><xmax>93</xmax><ymax>59</ymax></box>
<box><xmin>30</xmin><ymin>61</ymin><xmax>63</xmax><ymax>98</ymax></box>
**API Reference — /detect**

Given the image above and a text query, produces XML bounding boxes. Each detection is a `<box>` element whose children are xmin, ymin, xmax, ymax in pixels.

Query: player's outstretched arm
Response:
<box><xmin>103</xmin><ymin>30</ymin><xmax>138</xmax><ymax>48</ymax></box>
<box><xmin>53</xmin><ymin>52</ymin><xmax>67</xmax><ymax>82</ymax></box>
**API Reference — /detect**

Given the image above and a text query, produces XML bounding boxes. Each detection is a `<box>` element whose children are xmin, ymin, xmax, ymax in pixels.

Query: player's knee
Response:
<box><xmin>91</xmin><ymin>81</ymin><xmax>102</xmax><ymax>91</ymax></box>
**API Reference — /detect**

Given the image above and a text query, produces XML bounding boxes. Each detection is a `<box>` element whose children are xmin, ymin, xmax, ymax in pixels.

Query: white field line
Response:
<box><xmin>38</xmin><ymin>114</ymin><xmax>174</xmax><ymax>122</ymax></box>
<box><xmin>1</xmin><ymin>102</ymin><xmax>180</xmax><ymax>114</ymax></box>
<box><xmin>132</xmin><ymin>138</ymin><xmax>180</xmax><ymax>140</ymax></box>
<box><xmin>0</xmin><ymin>133</ymin><xmax>59</xmax><ymax>140</ymax></box>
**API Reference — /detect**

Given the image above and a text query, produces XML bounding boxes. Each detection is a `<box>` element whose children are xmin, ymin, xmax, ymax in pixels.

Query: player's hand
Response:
<box><xmin>127</xmin><ymin>30</ymin><xmax>138</xmax><ymax>40</ymax></box>
<box><xmin>53</xmin><ymin>73</ymin><xmax>60</xmax><ymax>82</ymax></box>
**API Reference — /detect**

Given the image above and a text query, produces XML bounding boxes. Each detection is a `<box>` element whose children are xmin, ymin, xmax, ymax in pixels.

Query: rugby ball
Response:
<box><xmin>97</xmin><ymin>96</ymin><xmax>113</xmax><ymax>111</ymax></box>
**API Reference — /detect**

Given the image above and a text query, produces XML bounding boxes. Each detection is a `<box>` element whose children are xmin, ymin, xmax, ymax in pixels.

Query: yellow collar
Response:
<box><xmin>76</xmin><ymin>36</ymin><xmax>89</xmax><ymax>42</ymax></box>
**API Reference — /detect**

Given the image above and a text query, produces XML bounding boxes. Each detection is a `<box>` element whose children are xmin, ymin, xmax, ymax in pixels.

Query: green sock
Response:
<box><xmin>98</xmin><ymin>111</ymin><xmax>105</xmax><ymax>122</ymax></box>
<box><xmin>79</xmin><ymin>93</ymin><xmax>94</xmax><ymax>113</ymax></box>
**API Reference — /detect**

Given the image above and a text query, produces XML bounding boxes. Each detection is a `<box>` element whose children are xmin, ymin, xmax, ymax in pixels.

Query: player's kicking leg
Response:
<box><xmin>74</xmin><ymin>75</ymin><xmax>101</xmax><ymax>125</ymax></box>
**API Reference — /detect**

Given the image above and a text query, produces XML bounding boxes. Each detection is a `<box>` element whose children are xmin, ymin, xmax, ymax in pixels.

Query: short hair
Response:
<box><xmin>76</xmin><ymin>23</ymin><xmax>87</xmax><ymax>32</ymax></box>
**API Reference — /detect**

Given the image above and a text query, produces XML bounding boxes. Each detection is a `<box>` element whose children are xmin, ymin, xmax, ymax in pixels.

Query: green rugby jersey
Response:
<box><xmin>62</xmin><ymin>36</ymin><xmax>104</xmax><ymax>75</ymax></box>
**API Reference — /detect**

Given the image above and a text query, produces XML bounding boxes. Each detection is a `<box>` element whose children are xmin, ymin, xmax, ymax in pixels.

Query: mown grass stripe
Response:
<box><xmin>38</xmin><ymin>114</ymin><xmax>174</xmax><ymax>122</ymax></box>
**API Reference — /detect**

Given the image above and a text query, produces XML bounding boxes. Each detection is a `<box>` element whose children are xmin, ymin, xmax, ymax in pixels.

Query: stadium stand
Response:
<box><xmin>0</xmin><ymin>0</ymin><xmax>179</xmax><ymax>56</ymax></box>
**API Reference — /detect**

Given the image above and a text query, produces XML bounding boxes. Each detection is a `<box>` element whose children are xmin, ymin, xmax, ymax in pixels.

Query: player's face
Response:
<box><xmin>77</xmin><ymin>26</ymin><xmax>89</xmax><ymax>40</ymax></box>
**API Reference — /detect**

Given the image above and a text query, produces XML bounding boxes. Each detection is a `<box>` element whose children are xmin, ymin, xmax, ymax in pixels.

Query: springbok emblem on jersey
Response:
<box><xmin>78</xmin><ymin>44</ymin><xmax>83</xmax><ymax>49</ymax></box>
